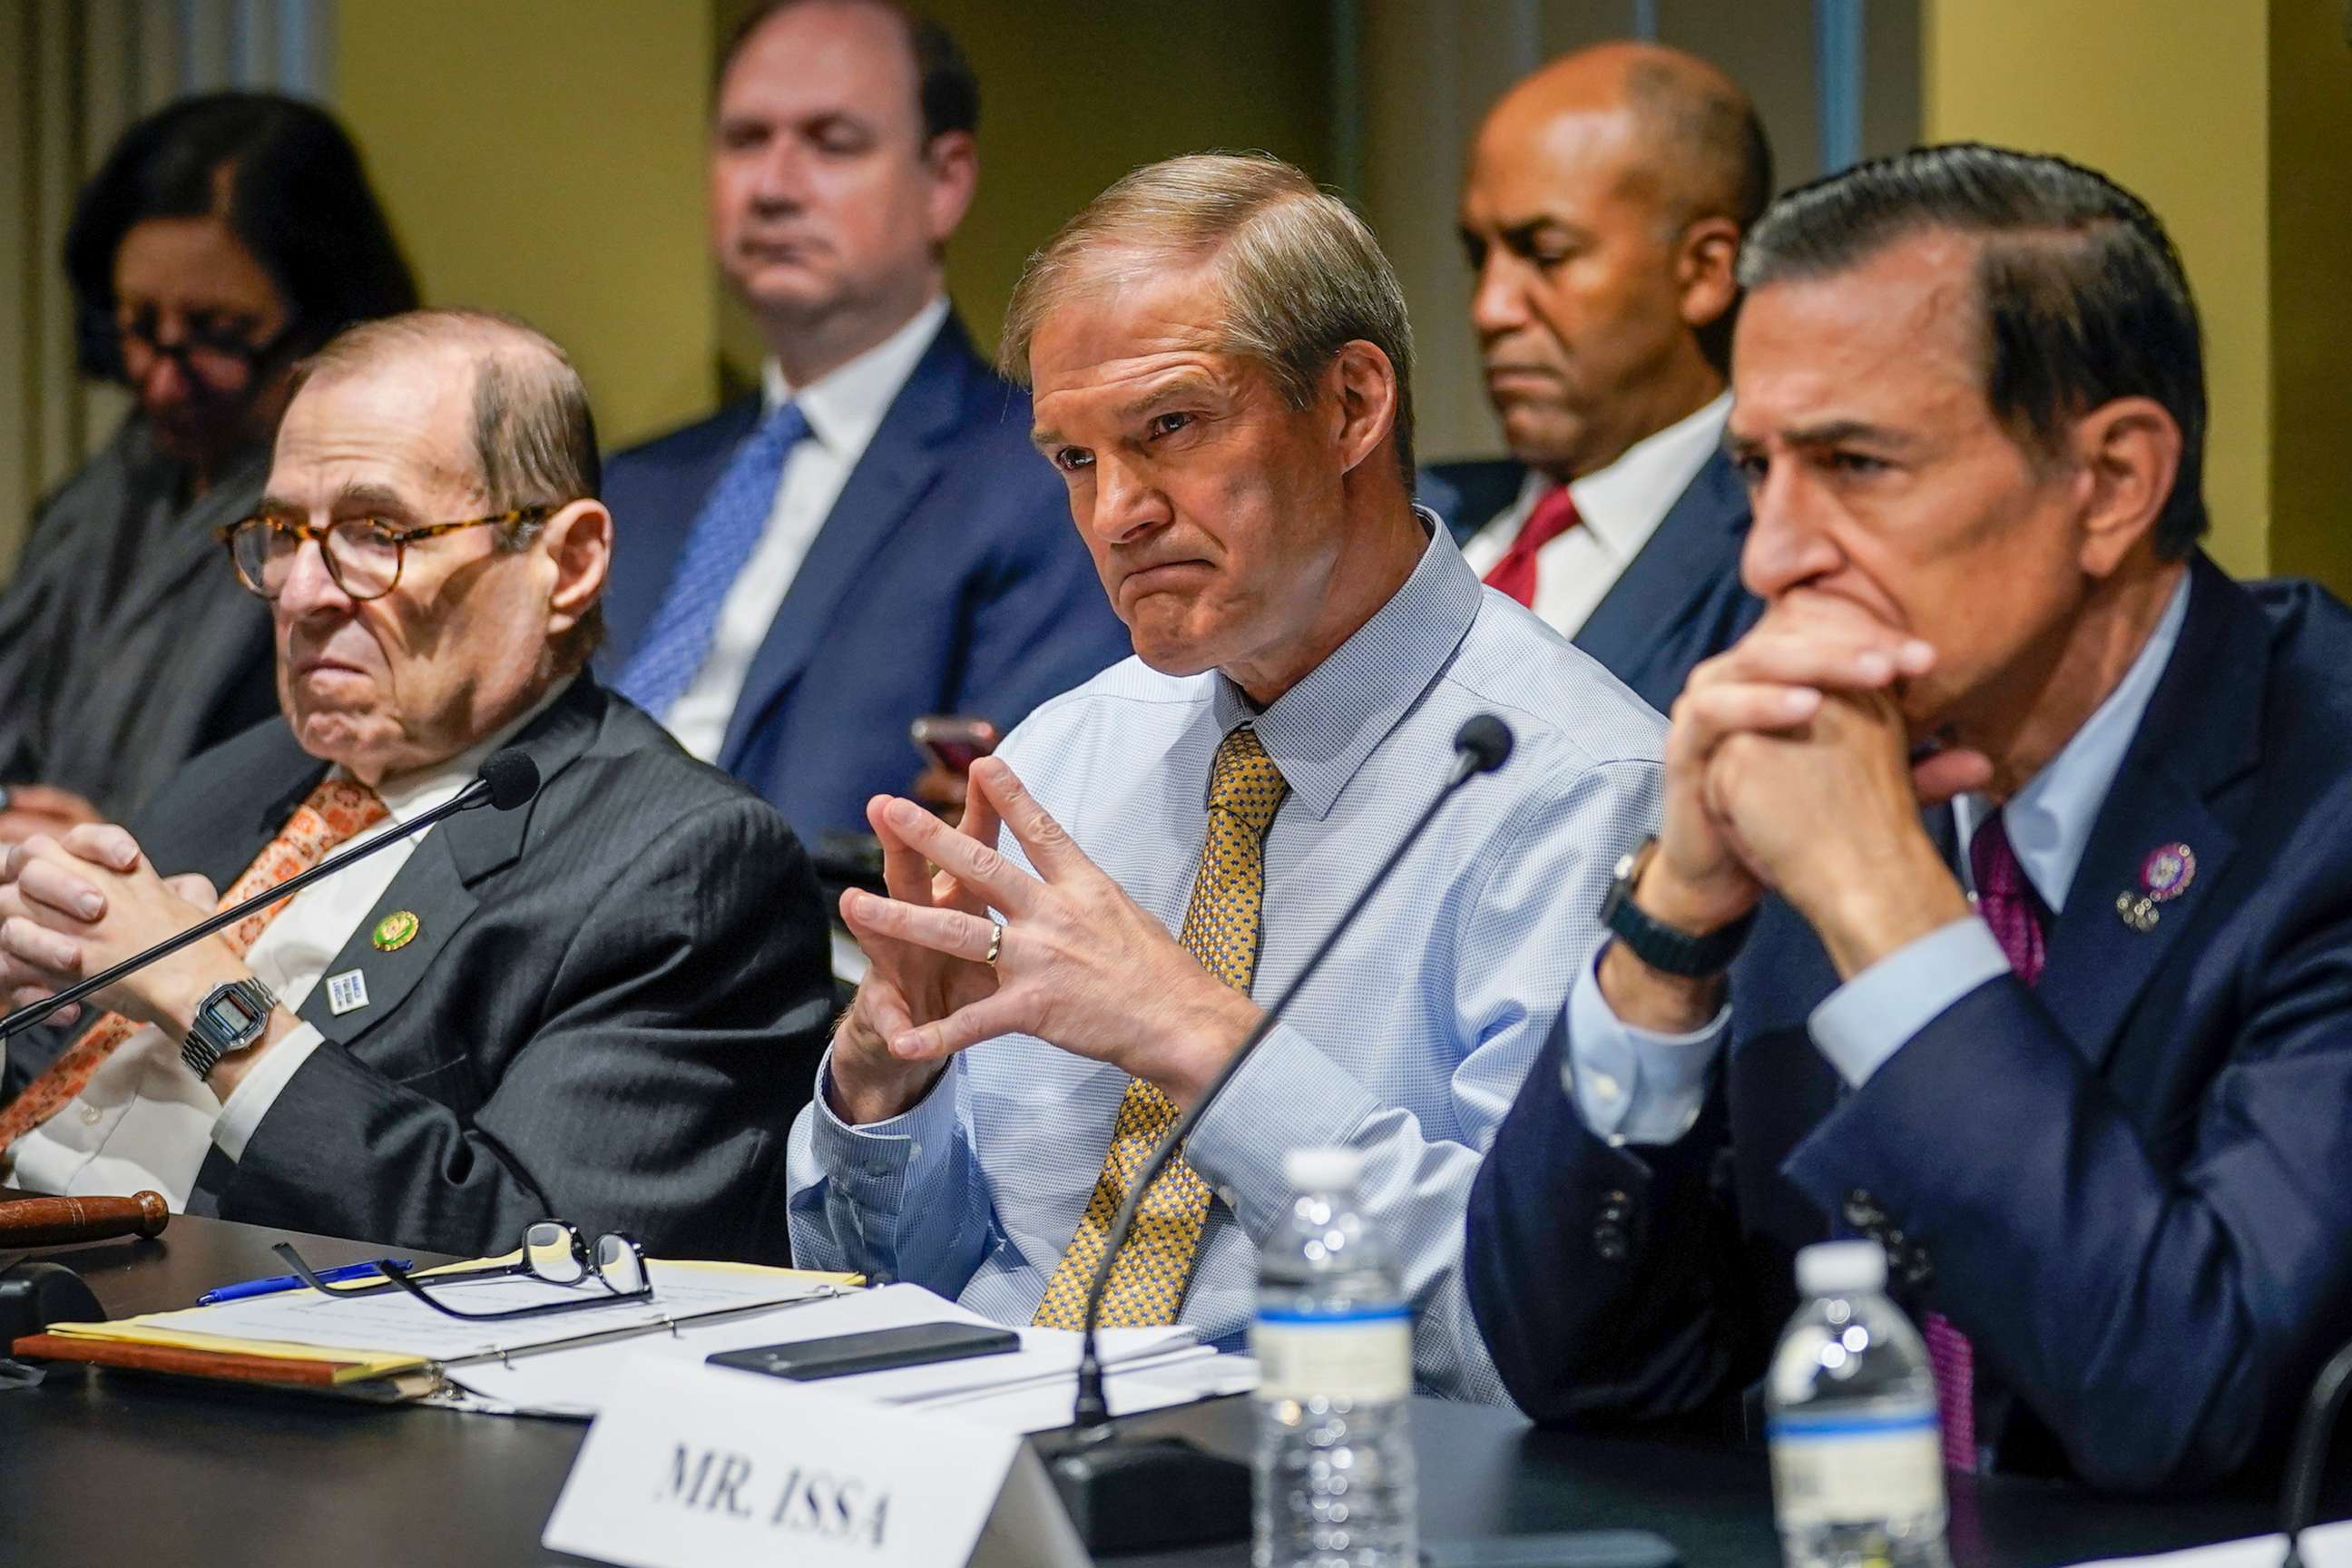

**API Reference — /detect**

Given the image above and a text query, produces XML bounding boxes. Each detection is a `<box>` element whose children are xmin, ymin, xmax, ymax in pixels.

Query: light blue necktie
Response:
<box><xmin>614</xmin><ymin>401</ymin><xmax>811</xmax><ymax>720</ymax></box>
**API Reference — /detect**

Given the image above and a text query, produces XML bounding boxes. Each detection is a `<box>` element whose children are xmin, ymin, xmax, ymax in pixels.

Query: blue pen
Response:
<box><xmin>198</xmin><ymin>1258</ymin><xmax>412</xmax><ymax>1307</ymax></box>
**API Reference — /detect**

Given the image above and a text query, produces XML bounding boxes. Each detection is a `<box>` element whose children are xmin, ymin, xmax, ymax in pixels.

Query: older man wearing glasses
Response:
<box><xmin>0</xmin><ymin>309</ymin><xmax>834</xmax><ymax>1262</ymax></box>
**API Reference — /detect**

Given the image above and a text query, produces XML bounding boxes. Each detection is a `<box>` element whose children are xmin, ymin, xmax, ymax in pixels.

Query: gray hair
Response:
<box><xmin>999</xmin><ymin>152</ymin><xmax>1417</xmax><ymax>487</ymax></box>
<box><xmin>290</xmin><ymin>308</ymin><xmax>606</xmax><ymax>662</ymax></box>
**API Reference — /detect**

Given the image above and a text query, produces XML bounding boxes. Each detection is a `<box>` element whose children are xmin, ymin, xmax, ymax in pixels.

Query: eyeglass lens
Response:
<box><xmin>115</xmin><ymin>308</ymin><xmax>279</xmax><ymax>389</ymax></box>
<box><xmin>231</xmin><ymin>519</ymin><xmax>405</xmax><ymax>600</ymax></box>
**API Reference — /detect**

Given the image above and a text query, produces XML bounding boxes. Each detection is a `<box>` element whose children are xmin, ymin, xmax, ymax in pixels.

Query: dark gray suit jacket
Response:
<box><xmin>85</xmin><ymin>676</ymin><xmax>833</xmax><ymax>1261</ymax></box>
<box><xmin>0</xmin><ymin>418</ymin><xmax>279</xmax><ymax>818</ymax></box>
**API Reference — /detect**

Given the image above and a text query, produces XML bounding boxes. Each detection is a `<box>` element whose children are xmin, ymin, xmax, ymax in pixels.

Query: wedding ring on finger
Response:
<box><xmin>983</xmin><ymin>918</ymin><xmax>1004</xmax><ymax>967</ymax></box>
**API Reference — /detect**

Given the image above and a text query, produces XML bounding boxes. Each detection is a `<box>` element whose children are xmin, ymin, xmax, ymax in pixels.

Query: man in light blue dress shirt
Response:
<box><xmin>1465</xmin><ymin>144</ymin><xmax>2352</xmax><ymax>1492</ymax></box>
<box><xmin>785</xmin><ymin>153</ymin><xmax>1663</xmax><ymax>1402</ymax></box>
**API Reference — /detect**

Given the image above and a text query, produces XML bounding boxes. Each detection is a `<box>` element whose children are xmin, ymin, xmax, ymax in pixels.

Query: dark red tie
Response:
<box><xmin>1921</xmin><ymin>810</ymin><xmax>2048</xmax><ymax>1474</ymax></box>
<box><xmin>1481</xmin><ymin>486</ymin><xmax>1580</xmax><ymax>608</ymax></box>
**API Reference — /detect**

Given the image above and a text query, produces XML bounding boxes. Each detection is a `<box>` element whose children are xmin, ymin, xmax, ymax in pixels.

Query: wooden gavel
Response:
<box><xmin>0</xmin><ymin>1191</ymin><xmax>168</xmax><ymax>1247</ymax></box>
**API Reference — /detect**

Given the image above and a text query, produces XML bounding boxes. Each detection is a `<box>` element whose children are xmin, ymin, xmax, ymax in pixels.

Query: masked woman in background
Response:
<box><xmin>0</xmin><ymin>93</ymin><xmax>416</xmax><ymax>840</ymax></box>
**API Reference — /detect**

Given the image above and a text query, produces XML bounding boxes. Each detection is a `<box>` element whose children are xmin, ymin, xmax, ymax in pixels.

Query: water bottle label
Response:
<box><xmin>1767</xmin><ymin>1408</ymin><xmax>1945</xmax><ymax>1526</ymax></box>
<box><xmin>1250</xmin><ymin>1306</ymin><xmax>1412</xmax><ymax>1403</ymax></box>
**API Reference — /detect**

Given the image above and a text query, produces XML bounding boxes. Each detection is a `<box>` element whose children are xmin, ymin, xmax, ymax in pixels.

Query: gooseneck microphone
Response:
<box><xmin>1046</xmin><ymin>713</ymin><xmax>1514</xmax><ymax>1556</ymax></box>
<box><xmin>2279</xmin><ymin>1333</ymin><xmax>2352</xmax><ymax>1568</ymax></box>
<box><xmin>0</xmin><ymin>749</ymin><xmax>541</xmax><ymax>1039</ymax></box>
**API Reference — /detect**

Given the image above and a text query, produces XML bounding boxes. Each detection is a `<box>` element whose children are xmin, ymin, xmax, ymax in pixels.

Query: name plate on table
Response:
<box><xmin>542</xmin><ymin>1357</ymin><xmax>1089</xmax><ymax>1568</ymax></box>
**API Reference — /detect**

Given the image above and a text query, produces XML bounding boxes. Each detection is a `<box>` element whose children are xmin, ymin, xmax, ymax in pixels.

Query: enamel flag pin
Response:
<box><xmin>2115</xmin><ymin>842</ymin><xmax>2195</xmax><ymax>933</ymax></box>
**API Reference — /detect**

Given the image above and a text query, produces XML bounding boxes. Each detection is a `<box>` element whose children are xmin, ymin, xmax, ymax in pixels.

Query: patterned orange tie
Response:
<box><xmin>1031</xmin><ymin>726</ymin><xmax>1288</xmax><ymax>1329</ymax></box>
<box><xmin>0</xmin><ymin>778</ymin><xmax>389</xmax><ymax>1149</ymax></box>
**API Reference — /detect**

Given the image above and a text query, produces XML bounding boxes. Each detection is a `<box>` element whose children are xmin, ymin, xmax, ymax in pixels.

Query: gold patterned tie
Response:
<box><xmin>1032</xmin><ymin>725</ymin><xmax>1289</xmax><ymax>1329</ymax></box>
<box><xmin>0</xmin><ymin>778</ymin><xmax>389</xmax><ymax>1149</ymax></box>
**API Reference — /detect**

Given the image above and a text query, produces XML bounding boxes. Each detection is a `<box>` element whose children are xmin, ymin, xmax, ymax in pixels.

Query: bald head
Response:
<box><xmin>1479</xmin><ymin>42</ymin><xmax>1770</xmax><ymax>236</ymax></box>
<box><xmin>1459</xmin><ymin>43</ymin><xmax>1770</xmax><ymax>480</ymax></box>
<box><xmin>295</xmin><ymin>309</ymin><xmax>601</xmax><ymax>513</ymax></box>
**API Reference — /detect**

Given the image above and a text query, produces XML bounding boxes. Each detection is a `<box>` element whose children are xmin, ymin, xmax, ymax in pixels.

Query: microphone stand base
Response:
<box><xmin>1044</xmin><ymin>1428</ymin><xmax>1252</xmax><ymax>1553</ymax></box>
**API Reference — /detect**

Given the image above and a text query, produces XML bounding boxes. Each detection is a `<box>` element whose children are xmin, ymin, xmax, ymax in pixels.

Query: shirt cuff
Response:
<box><xmin>1808</xmin><ymin>916</ymin><xmax>2012</xmax><ymax>1088</ymax></box>
<box><xmin>1567</xmin><ymin>940</ymin><xmax>1729</xmax><ymax>1144</ymax></box>
<box><xmin>211</xmin><ymin>1023</ymin><xmax>328</xmax><ymax>1161</ymax></box>
<box><xmin>804</xmin><ymin>1045</ymin><xmax>958</xmax><ymax>1210</ymax></box>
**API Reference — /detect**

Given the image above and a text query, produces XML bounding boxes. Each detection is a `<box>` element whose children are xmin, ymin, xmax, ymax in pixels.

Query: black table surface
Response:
<box><xmin>0</xmin><ymin>1215</ymin><xmax>2308</xmax><ymax>1568</ymax></box>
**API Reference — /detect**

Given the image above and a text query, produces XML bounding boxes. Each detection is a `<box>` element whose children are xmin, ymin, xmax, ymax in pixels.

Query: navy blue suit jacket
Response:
<box><xmin>1465</xmin><ymin>557</ymin><xmax>2352</xmax><ymax>1493</ymax></box>
<box><xmin>598</xmin><ymin>315</ymin><xmax>1129</xmax><ymax>842</ymax></box>
<box><xmin>1418</xmin><ymin>449</ymin><xmax>1759</xmax><ymax>714</ymax></box>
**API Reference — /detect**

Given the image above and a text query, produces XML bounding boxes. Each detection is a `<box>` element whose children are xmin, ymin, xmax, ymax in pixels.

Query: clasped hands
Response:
<box><xmin>0</xmin><ymin>823</ymin><xmax>238</xmax><ymax>1041</ymax></box>
<box><xmin>1612</xmin><ymin>594</ymin><xmax>1993</xmax><ymax>1024</ymax></box>
<box><xmin>828</xmin><ymin>757</ymin><xmax>1261</xmax><ymax>1127</ymax></box>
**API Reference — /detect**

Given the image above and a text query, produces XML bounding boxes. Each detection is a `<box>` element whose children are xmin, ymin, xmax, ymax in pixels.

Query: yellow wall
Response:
<box><xmin>2266</xmin><ymin>0</ymin><xmax>2352</xmax><ymax>590</ymax></box>
<box><xmin>1925</xmin><ymin>0</ymin><xmax>2352</xmax><ymax>596</ymax></box>
<box><xmin>1923</xmin><ymin>0</ymin><xmax>2271</xmax><ymax>579</ymax></box>
<box><xmin>336</xmin><ymin>0</ymin><xmax>719</xmax><ymax>450</ymax></box>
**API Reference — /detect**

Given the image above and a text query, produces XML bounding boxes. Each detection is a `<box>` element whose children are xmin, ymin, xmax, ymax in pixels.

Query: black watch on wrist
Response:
<box><xmin>1601</xmin><ymin>838</ymin><xmax>1755</xmax><ymax>979</ymax></box>
<box><xmin>181</xmin><ymin>976</ymin><xmax>279</xmax><ymax>1082</ymax></box>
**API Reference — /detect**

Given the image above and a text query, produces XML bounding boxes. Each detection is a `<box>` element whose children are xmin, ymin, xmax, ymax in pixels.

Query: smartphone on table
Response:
<box><xmin>707</xmin><ymin>1321</ymin><xmax>1021</xmax><ymax>1383</ymax></box>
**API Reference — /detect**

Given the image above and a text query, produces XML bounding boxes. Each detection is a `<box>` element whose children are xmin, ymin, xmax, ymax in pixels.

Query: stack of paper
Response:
<box><xmin>441</xmin><ymin>1281</ymin><xmax>1247</xmax><ymax>1433</ymax></box>
<box><xmin>25</xmin><ymin>1259</ymin><xmax>1257</xmax><ymax>1431</ymax></box>
<box><xmin>26</xmin><ymin>1259</ymin><xmax>854</xmax><ymax>1388</ymax></box>
<box><xmin>2068</xmin><ymin>1522</ymin><xmax>2352</xmax><ymax>1568</ymax></box>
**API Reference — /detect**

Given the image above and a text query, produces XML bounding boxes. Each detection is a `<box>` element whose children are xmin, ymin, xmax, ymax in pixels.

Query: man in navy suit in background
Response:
<box><xmin>1427</xmin><ymin>43</ymin><xmax>1770</xmax><ymax>713</ymax></box>
<box><xmin>1464</xmin><ymin>144</ymin><xmax>2352</xmax><ymax>1494</ymax></box>
<box><xmin>600</xmin><ymin>0</ymin><xmax>1125</xmax><ymax>843</ymax></box>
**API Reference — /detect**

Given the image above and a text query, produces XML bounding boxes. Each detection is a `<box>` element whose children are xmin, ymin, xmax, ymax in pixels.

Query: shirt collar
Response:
<box><xmin>1207</xmin><ymin>510</ymin><xmax>1480</xmax><ymax>820</ymax></box>
<box><xmin>361</xmin><ymin>674</ymin><xmax>577</xmax><ymax>824</ymax></box>
<box><xmin>760</xmin><ymin>294</ymin><xmax>950</xmax><ymax>457</ymax></box>
<box><xmin>1953</xmin><ymin>572</ymin><xmax>2192</xmax><ymax>911</ymax></box>
<box><xmin>1527</xmin><ymin>390</ymin><xmax>1730</xmax><ymax>561</ymax></box>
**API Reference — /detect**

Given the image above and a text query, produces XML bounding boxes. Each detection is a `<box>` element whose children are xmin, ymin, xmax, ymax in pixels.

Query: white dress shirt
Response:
<box><xmin>1</xmin><ymin>682</ymin><xmax>570</xmax><ymax>1205</ymax></box>
<box><xmin>663</xmin><ymin>295</ymin><xmax>952</xmax><ymax>762</ymax></box>
<box><xmin>1564</xmin><ymin>574</ymin><xmax>2192</xmax><ymax>1143</ymax></box>
<box><xmin>789</xmin><ymin>518</ymin><xmax>1667</xmax><ymax>1402</ymax></box>
<box><xmin>1459</xmin><ymin>392</ymin><xmax>1731</xmax><ymax>636</ymax></box>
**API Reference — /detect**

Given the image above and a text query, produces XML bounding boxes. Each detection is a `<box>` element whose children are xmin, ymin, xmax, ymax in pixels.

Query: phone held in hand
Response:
<box><xmin>706</xmin><ymin>1322</ymin><xmax>1021</xmax><ymax>1383</ymax></box>
<box><xmin>910</xmin><ymin>715</ymin><xmax>1001</xmax><ymax>777</ymax></box>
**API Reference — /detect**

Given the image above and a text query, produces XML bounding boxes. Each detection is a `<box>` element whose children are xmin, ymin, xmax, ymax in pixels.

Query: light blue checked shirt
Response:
<box><xmin>787</xmin><ymin>519</ymin><xmax>1665</xmax><ymax>1403</ymax></box>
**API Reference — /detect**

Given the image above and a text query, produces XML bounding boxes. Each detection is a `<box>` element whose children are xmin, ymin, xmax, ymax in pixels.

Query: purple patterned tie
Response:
<box><xmin>1923</xmin><ymin>809</ymin><xmax>2047</xmax><ymax>1473</ymax></box>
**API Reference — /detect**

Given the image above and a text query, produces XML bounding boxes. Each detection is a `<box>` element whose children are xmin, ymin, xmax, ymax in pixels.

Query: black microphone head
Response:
<box><xmin>1455</xmin><ymin>714</ymin><xmax>1514</xmax><ymax>775</ymax></box>
<box><xmin>477</xmin><ymin>750</ymin><xmax>541</xmax><ymax>811</ymax></box>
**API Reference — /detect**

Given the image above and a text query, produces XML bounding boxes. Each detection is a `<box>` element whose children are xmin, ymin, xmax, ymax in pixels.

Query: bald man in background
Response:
<box><xmin>1426</xmin><ymin>43</ymin><xmax>1773</xmax><ymax>712</ymax></box>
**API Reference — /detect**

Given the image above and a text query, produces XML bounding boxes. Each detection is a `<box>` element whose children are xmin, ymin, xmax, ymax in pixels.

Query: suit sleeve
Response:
<box><xmin>1782</xmin><ymin>869</ymin><xmax>2352</xmax><ymax>1492</ymax></box>
<box><xmin>946</xmin><ymin>486</ymin><xmax>1130</xmax><ymax>730</ymax></box>
<box><xmin>1465</xmin><ymin>1012</ymin><xmax>1753</xmax><ymax>1428</ymax></box>
<box><xmin>211</xmin><ymin>797</ymin><xmax>836</xmax><ymax>1262</ymax></box>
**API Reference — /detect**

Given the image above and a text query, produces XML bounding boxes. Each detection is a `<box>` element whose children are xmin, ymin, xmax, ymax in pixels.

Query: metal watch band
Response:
<box><xmin>1601</xmin><ymin>838</ymin><xmax>1755</xmax><ymax>979</ymax></box>
<box><xmin>181</xmin><ymin>976</ymin><xmax>279</xmax><ymax>1082</ymax></box>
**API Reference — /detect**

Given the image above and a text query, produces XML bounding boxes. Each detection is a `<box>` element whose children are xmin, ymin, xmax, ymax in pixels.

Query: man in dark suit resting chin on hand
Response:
<box><xmin>1465</xmin><ymin>143</ymin><xmax>2352</xmax><ymax>1492</ymax></box>
<box><xmin>0</xmin><ymin>309</ymin><xmax>835</xmax><ymax>1261</ymax></box>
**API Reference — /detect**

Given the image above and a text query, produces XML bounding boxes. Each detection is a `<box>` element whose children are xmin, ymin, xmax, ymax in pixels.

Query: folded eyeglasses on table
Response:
<box><xmin>273</xmin><ymin>1220</ymin><xmax>652</xmax><ymax>1322</ymax></box>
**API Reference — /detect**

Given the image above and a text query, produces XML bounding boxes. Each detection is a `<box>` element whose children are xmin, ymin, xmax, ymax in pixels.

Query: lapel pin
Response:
<box><xmin>2115</xmin><ymin>843</ymin><xmax>2196</xmax><ymax>934</ymax></box>
<box><xmin>325</xmin><ymin>969</ymin><xmax>370</xmax><ymax>1016</ymax></box>
<box><xmin>371</xmin><ymin>910</ymin><xmax>420</xmax><ymax>952</ymax></box>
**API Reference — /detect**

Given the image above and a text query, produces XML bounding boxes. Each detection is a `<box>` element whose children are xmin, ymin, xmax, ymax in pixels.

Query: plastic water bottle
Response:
<box><xmin>1249</xmin><ymin>1146</ymin><xmax>1416</xmax><ymax>1568</ymax></box>
<box><xmin>1767</xmin><ymin>1240</ymin><xmax>1951</xmax><ymax>1568</ymax></box>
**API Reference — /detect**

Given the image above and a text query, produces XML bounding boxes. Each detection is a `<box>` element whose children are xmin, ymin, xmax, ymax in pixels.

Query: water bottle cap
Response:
<box><xmin>1795</xmin><ymin>1240</ymin><xmax>1886</xmax><ymax>1296</ymax></box>
<box><xmin>1283</xmin><ymin>1145</ymin><xmax>1366</xmax><ymax>1192</ymax></box>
